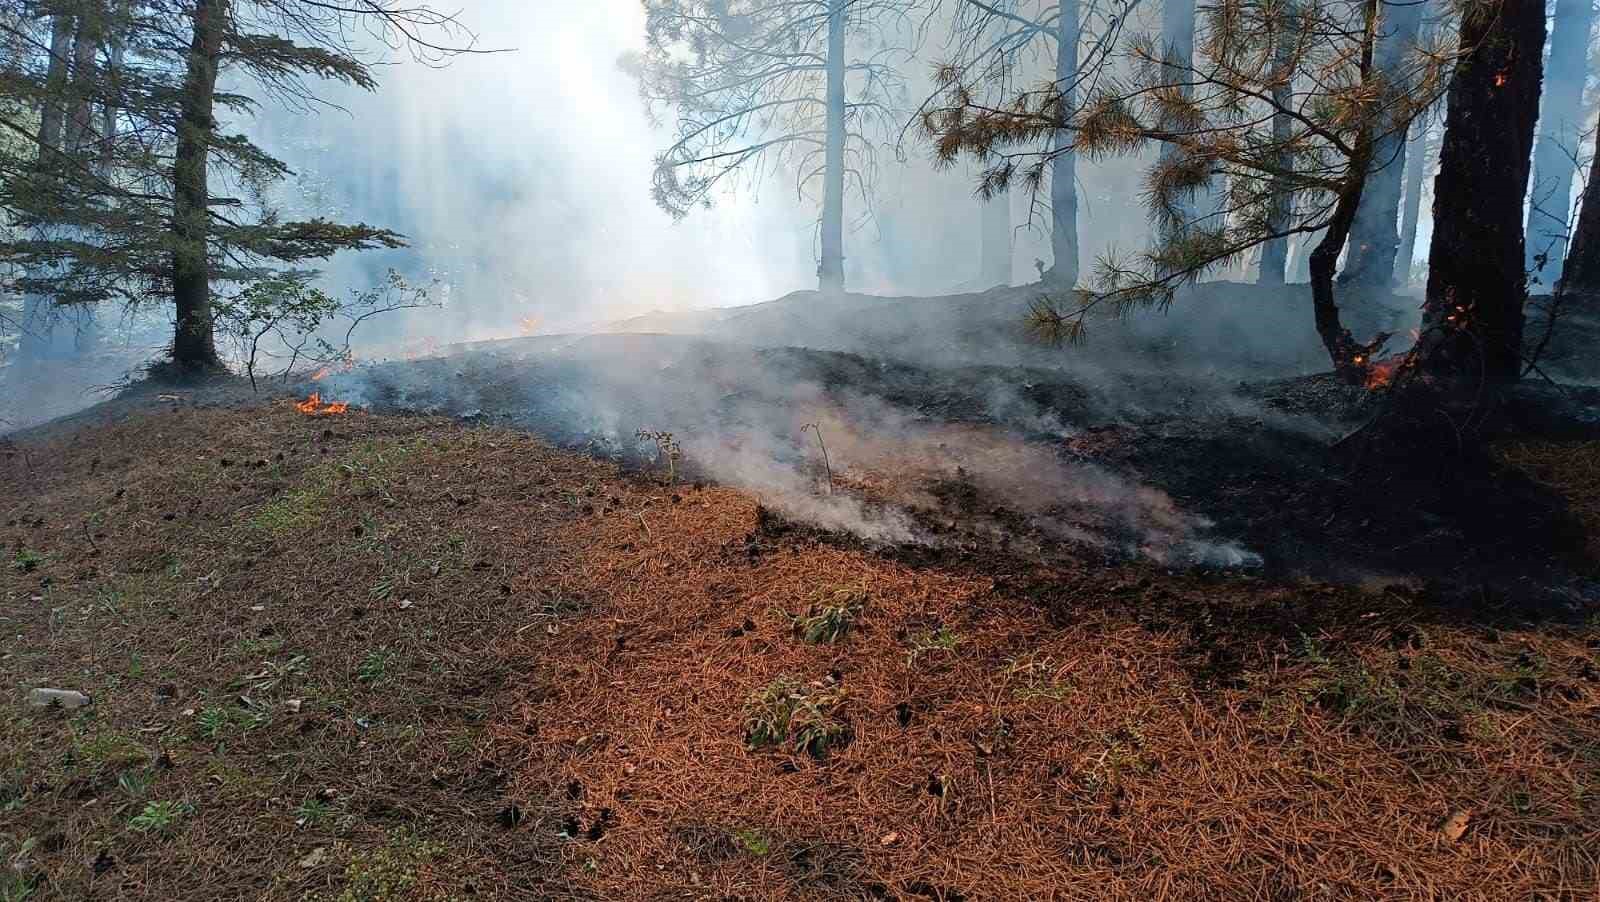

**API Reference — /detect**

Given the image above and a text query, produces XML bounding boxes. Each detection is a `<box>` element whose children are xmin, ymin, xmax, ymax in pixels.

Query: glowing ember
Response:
<box><xmin>1493</xmin><ymin>73</ymin><xmax>1508</xmax><ymax>87</ymax></box>
<box><xmin>1364</xmin><ymin>358</ymin><xmax>1402</xmax><ymax>390</ymax></box>
<box><xmin>295</xmin><ymin>393</ymin><xmax>349</xmax><ymax>416</ymax></box>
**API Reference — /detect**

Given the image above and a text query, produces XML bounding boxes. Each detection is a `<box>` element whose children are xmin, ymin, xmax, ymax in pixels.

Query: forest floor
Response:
<box><xmin>2</xmin><ymin>397</ymin><xmax>1599</xmax><ymax>900</ymax></box>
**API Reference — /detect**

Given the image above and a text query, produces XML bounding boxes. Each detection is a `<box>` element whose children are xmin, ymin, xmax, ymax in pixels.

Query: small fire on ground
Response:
<box><xmin>295</xmin><ymin>393</ymin><xmax>349</xmax><ymax>416</ymax></box>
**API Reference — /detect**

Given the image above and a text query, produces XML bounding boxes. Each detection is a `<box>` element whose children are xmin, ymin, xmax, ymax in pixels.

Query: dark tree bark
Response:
<box><xmin>1415</xmin><ymin>0</ymin><xmax>1546</xmax><ymax>396</ymax></box>
<box><xmin>1524</xmin><ymin>0</ymin><xmax>1595</xmax><ymax>286</ymax></box>
<box><xmin>170</xmin><ymin>0</ymin><xmax>227</xmax><ymax>369</ymax></box>
<box><xmin>1310</xmin><ymin>0</ymin><xmax>1390</xmax><ymax>383</ymax></box>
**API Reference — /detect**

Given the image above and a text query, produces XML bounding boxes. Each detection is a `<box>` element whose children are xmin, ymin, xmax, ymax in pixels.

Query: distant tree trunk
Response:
<box><xmin>1340</xmin><ymin>0</ymin><xmax>1424</xmax><ymax>289</ymax></box>
<box><xmin>1045</xmin><ymin>0</ymin><xmax>1080</xmax><ymax>287</ymax></box>
<box><xmin>981</xmin><ymin>188</ymin><xmax>1012</xmax><ymax>287</ymax></box>
<box><xmin>1158</xmin><ymin>0</ymin><xmax>1199</xmax><ymax>238</ymax></box>
<box><xmin>100</xmin><ymin>0</ymin><xmax>130</xmax><ymax>172</ymax></box>
<box><xmin>63</xmin><ymin>9</ymin><xmax>101</xmax><ymax>154</ymax></box>
<box><xmin>1524</xmin><ymin>0</ymin><xmax>1595</xmax><ymax>287</ymax></box>
<box><xmin>1394</xmin><ymin>119</ymin><xmax>1434</xmax><ymax>285</ymax></box>
<box><xmin>1257</xmin><ymin>11</ymin><xmax>1295</xmax><ymax>286</ymax></box>
<box><xmin>1560</xmin><ymin>148</ymin><xmax>1600</xmax><ymax>298</ymax></box>
<box><xmin>18</xmin><ymin>12</ymin><xmax>78</xmax><ymax>363</ymax></box>
<box><xmin>170</xmin><ymin>0</ymin><xmax>227</xmax><ymax>370</ymax></box>
<box><xmin>1415</xmin><ymin>0</ymin><xmax>1545</xmax><ymax>396</ymax></box>
<box><xmin>817</xmin><ymin>0</ymin><xmax>846</xmax><ymax>294</ymax></box>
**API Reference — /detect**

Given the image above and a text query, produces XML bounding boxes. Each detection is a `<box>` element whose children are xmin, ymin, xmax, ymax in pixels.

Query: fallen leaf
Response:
<box><xmin>880</xmin><ymin>832</ymin><xmax>899</xmax><ymax>846</ymax></box>
<box><xmin>299</xmin><ymin>846</ymin><xmax>329</xmax><ymax>869</ymax></box>
<box><xmin>1439</xmin><ymin>808</ymin><xmax>1472</xmax><ymax>842</ymax></box>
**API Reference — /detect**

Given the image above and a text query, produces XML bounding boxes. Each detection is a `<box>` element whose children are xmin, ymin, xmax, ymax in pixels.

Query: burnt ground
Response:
<box><xmin>1</xmin><ymin>402</ymin><xmax>1598</xmax><ymax>900</ymax></box>
<box><xmin>301</xmin><ymin>327</ymin><xmax>1600</xmax><ymax>611</ymax></box>
<box><xmin>3</xmin><ymin>286</ymin><xmax>1598</xmax><ymax>897</ymax></box>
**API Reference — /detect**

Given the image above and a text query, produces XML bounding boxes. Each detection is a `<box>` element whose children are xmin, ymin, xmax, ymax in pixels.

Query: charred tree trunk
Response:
<box><xmin>1395</xmin><ymin>119</ymin><xmax>1434</xmax><ymax>285</ymax></box>
<box><xmin>981</xmin><ymin>188</ymin><xmax>1012</xmax><ymax>287</ymax></box>
<box><xmin>817</xmin><ymin>0</ymin><xmax>846</xmax><ymax>294</ymax></box>
<box><xmin>1524</xmin><ymin>0</ymin><xmax>1594</xmax><ymax>287</ymax></box>
<box><xmin>1341</xmin><ymin>0</ymin><xmax>1424</xmax><ymax>289</ymax></box>
<box><xmin>170</xmin><ymin>0</ymin><xmax>227</xmax><ymax>370</ymax></box>
<box><xmin>1045</xmin><ymin>0</ymin><xmax>1080</xmax><ymax>287</ymax></box>
<box><xmin>1312</xmin><ymin>0</ymin><xmax>1388</xmax><ymax>383</ymax></box>
<box><xmin>1559</xmin><ymin>146</ymin><xmax>1600</xmax><ymax>299</ymax></box>
<box><xmin>1257</xmin><ymin>10</ymin><xmax>1296</xmax><ymax>285</ymax></box>
<box><xmin>1415</xmin><ymin>0</ymin><xmax>1546</xmax><ymax>398</ymax></box>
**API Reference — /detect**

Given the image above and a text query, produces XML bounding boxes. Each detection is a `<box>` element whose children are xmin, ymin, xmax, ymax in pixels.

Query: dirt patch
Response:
<box><xmin>1</xmin><ymin>404</ymin><xmax>603</xmax><ymax>900</ymax></box>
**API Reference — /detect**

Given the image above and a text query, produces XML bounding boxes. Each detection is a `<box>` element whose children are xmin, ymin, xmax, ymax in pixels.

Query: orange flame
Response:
<box><xmin>519</xmin><ymin>316</ymin><xmax>541</xmax><ymax>336</ymax></box>
<box><xmin>309</xmin><ymin>366</ymin><xmax>331</xmax><ymax>382</ymax></box>
<box><xmin>1493</xmin><ymin>73</ymin><xmax>1508</xmax><ymax>87</ymax></box>
<box><xmin>1364</xmin><ymin>358</ymin><xmax>1402</xmax><ymax>390</ymax></box>
<box><xmin>295</xmin><ymin>393</ymin><xmax>349</xmax><ymax>416</ymax></box>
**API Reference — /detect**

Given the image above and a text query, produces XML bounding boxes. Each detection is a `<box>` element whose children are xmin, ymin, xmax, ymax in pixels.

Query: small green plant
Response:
<box><xmin>906</xmin><ymin>627</ymin><xmax>963</xmax><ymax>667</ymax></box>
<box><xmin>1005</xmin><ymin>654</ymin><xmax>1073</xmax><ymax>701</ymax></box>
<box><xmin>10</xmin><ymin>549</ymin><xmax>42</xmax><ymax>572</ymax></box>
<box><xmin>195</xmin><ymin>705</ymin><xmax>266</xmax><ymax>740</ymax></box>
<box><xmin>318</xmin><ymin>831</ymin><xmax>444</xmax><ymax>902</ymax></box>
<box><xmin>357</xmin><ymin>648</ymin><xmax>395</xmax><ymax>684</ymax></box>
<box><xmin>731</xmin><ymin>827</ymin><xmax>772</xmax><ymax>857</ymax></box>
<box><xmin>1296</xmin><ymin>631</ymin><xmax>1331</xmax><ymax>666</ymax></box>
<box><xmin>743</xmin><ymin>678</ymin><xmax>850</xmax><ymax>759</ymax></box>
<box><xmin>0</xmin><ymin>873</ymin><xmax>38</xmax><ymax>902</ymax></box>
<box><xmin>635</xmin><ymin>429</ymin><xmax>682</xmax><ymax>484</ymax></box>
<box><xmin>295</xmin><ymin>795</ymin><xmax>334</xmax><ymax>827</ymax></box>
<box><xmin>117</xmin><ymin>768</ymin><xmax>155</xmax><ymax>799</ymax></box>
<box><xmin>129</xmin><ymin>799</ymin><xmax>193</xmax><ymax>834</ymax></box>
<box><xmin>196</xmin><ymin>706</ymin><xmax>231</xmax><ymax>740</ymax></box>
<box><xmin>787</xmin><ymin>588</ymin><xmax>865</xmax><ymax>645</ymax></box>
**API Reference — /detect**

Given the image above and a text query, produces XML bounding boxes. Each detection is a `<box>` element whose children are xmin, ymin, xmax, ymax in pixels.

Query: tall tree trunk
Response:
<box><xmin>170</xmin><ymin>0</ymin><xmax>227</xmax><ymax>370</ymax></box>
<box><xmin>1340</xmin><ymin>0</ymin><xmax>1424</xmax><ymax>289</ymax></box>
<box><xmin>1158</xmin><ymin>0</ymin><xmax>1199</xmax><ymax>239</ymax></box>
<box><xmin>1416</xmin><ymin>0</ymin><xmax>1546</xmax><ymax>395</ymax></box>
<box><xmin>37</xmin><ymin>13</ymin><xmax>75</xmax><ymax>153</ymax></box>
<box><xmin>1524</xmin><ymin>0</ymin><xmax>1595</xmax><ymax>287</ymax></box>
<box><xmin>1257</xmin><ymin>9</ymin><xmax>1295</xmax><ymax>286</ymax></box>
<box><xmin>980</xmin><ymin>188</ymin><xmax>1012</xmax><ymax>287</ymax></box>
<box><xmin>1559</xmin><ymin>146</ymin><xmax>1600</xmax><ymax>297</ymax></box>
<box><xmin>18</xmin><ymin>12</ymin><xmax>79</xmax><ymax>362</ymax></box>
<box><xmin>817</xmin><ymin>0</ymin><xmax>846</xmax><ymax>294</ymax></box>
<box><xmin>1045</xmin><ymin>0</ymin><xmax>1079</xmax><ymax>287</ymax></box>
<box><xmin>1394</xmin><ymin>119</ymin><xmax>1434</xmax><ymax>285</ymax></box>
<box><xmin>63</xmin><ymin>8</ymin><xmax>101</xmax><ymax>154</ymax></box>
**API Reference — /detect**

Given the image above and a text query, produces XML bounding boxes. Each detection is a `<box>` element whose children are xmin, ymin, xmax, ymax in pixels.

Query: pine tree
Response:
<box><xmin>0</xmin><ymin>0</ymin><xmax>476</xmax><ymax>371</ymax></box>
<box><xmin>925</xmin><ymin>0</ymin><xmax>1453</xmax><ymax>381</ymax></box>
<box><xmin>1412</xmin><ymin>0</ymin><xmax>1546</xmax><ymax>401</ymax></box>
<box><xmin>627</xmin><ymin>0</ymin><xmax>918</xmax><ymax>294</ymax></box>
